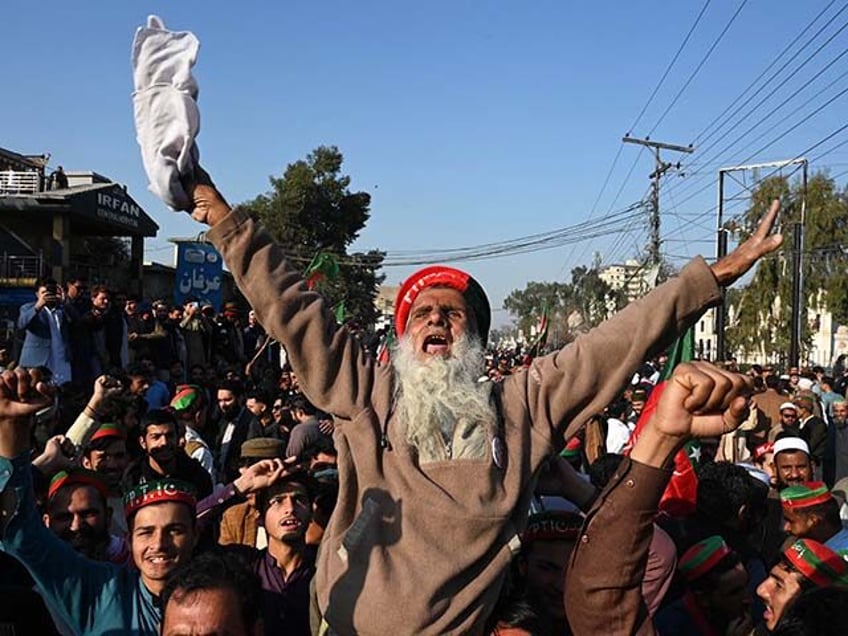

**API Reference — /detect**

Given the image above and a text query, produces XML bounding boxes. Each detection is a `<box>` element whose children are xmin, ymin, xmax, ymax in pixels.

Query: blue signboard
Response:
<box><xmin>174</xmin><ymin>242</ymin><xmax>224</xmax><ymax>311</ymax></box>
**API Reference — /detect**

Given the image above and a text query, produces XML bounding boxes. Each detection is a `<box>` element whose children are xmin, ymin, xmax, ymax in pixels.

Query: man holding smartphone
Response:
<box><xmin>17</xmin><ymin>277</ymin><xmax>72</xmax><ymax>386</ymax></box>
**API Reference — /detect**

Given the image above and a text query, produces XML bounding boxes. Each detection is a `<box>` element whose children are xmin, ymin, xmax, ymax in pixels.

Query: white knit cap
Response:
<box><xmin>773</xmin><ymin>437</ymin><xmax>810</xmax><ymax>456</ymax></box>
<box><xmin>779</xmin><ymin>402</ymin><xmax>798</xmax><ymax>412</ymax></box>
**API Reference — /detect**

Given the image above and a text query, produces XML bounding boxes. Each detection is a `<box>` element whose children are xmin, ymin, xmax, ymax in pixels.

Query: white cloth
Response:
<box><xmin>605</xmin><ymin>417</ymin><xmax>634</xmax><ymax>455</ymax></box>
<box><xmin>131</xmin><ymin>15</ymin><xmax>201</xmax><ymax>211</ymax></box>
<box><xmin>185</xmin><ymin>426</ymin><xmax>216</xmax><ymax>481</ymax></box>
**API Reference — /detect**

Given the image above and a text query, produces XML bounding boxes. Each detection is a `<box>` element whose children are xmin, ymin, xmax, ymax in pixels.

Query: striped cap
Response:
<box><xmin>679</xmin><ymin>535</ymin><xmax>733</xmax><ymax>582</ymax></box>
<box><xmin>560</xmin><ymin>436</ymin><xmax>582</xmax><ymax>459</ymax></box>
<box><xmin>48</xmin><ymin>469</ymin><xmax>109</xmax><ymax>501</ymax></box>
<box><xmin>89</xmin><ymin>423</ymin><xmax>126</xmax><ymax>443</ymax></box>
<box><xmin>784</xmin><ymin>539</ymin><xmax>848</xmax><ymax>588</ymax></box>
<box><xmin>780</xmin><ymin>482</ymin><xmax>833</xmax><ymax>510</ymax></box>
<box><xmin>171</xmin><ymin>385</ymin><xmax>203</xmax><ymax>412</ymax></box>
<box><xmin>123</xmin><ymin>479</ymin><xmax>196</xmax><ymax>517</ymax></box>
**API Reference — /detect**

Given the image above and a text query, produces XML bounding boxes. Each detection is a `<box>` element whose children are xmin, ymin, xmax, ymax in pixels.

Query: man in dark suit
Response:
<box><xmin>215</xmin><ymin>379</ymin><xmax>258</xmax><ymax>483</ymax></box>
<box><xmin>796</xmin><ymin>394</ymin><xmax>827</xmax><ymax>477</ymax></box>
<box><xmin>17</xmin><ymin>277</ymin><xmax>72</xmax><ymax>385</ymax></box>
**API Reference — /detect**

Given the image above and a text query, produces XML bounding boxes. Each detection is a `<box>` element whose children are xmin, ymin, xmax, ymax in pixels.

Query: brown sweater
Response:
<box><xmin>207</xmin><ymin>208</ymin><xmax>721</xmax><ymax>635</ymax></box>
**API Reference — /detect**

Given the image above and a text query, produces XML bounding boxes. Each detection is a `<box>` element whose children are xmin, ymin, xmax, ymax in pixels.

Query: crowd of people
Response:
<box><xmin>2</xmin><ymin>28</ymin><xmax>846</xmax><ymax>631</ymax></box>
<box><xmin>1</xmin><ymin>181</ymin><xmax>847</xmax><ymax>636</ymax></box>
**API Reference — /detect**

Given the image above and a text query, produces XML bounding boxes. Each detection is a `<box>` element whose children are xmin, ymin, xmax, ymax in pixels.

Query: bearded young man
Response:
<box><xmin>130</xmin><ymin>19</ymin><xmax>782</xmax><ymax>632</ymax></box>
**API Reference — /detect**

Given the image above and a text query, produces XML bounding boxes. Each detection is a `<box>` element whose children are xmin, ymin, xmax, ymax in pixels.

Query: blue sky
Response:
<box><xmin>4</xmin><ymin>1</ymin><xmax>847</xmax><ymax>325</ymax></box>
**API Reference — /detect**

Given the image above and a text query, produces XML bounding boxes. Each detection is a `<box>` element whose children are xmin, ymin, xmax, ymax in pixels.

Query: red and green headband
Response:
<box><xmin>123</xmin><ymin>479</ymin><xmax>196</xmax><ymax>517</ymax></box>
<box><xmin>394</xmin><ymin>266</ymin><xmax>491</xmax><ymax>342</ymax></box>
<box><xmin>90</xmin><ymin>423</ymin><xmax>126</xmax><ymax>443</ymax></box>
<box><xmin>780</xmin><ymin>482</ymin><xmax>833</xmax><ymax>511</ymax></box>
<box><xmin>784</xmin><ymin>539</ymin><xmax>847</xmax><ymax>588</ymax></box>
<box><xmin>48</xmin><ymin>469</ymin><xmax>109</xmax><ymax>501</ymax></box>
<box><xmin>679</xmin><ymin>535</ymin><xmax>733</xmax><ymax>582</ymax></box>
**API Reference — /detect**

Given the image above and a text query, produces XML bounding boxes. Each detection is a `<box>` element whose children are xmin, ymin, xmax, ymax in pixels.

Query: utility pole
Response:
<box><xmin>715</xmin><ymin>158</ymin><xmax>807</xmax><ymax>365</ymax></box>
<box><xmin>622</xmin><ymin>136</ymin><xmax>693</xmax><ymax>266</ymax></box>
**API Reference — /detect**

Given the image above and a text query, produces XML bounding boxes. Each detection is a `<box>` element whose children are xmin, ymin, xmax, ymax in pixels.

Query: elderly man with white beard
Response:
<box><xmin>165</xmin><ymin>162</ymin><xmax>779</xmax><ymax>634</ymax></box>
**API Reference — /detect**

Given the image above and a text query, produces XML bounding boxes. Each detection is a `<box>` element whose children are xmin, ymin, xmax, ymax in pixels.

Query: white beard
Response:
<box><xmin>392</xmin><ymin>332</ymin><xmax>496</xmax><ymax>461</ymax></box>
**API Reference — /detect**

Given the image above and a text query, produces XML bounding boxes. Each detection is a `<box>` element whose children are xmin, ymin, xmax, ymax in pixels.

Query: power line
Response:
<box><xmin>689</xmin><ymin>21</ymin><xmax>848</xmax><ymax>164</ymax></box>
<box><xmin>627</xmin><ymin>0</ymin><xmax>713</xmax><ymax>135</ymax></box>
<box><xmin>661</xmin><ymin>3</ymin><xmax>848</xmax><ymax>205</ymax></box>
<box><xmin>691</xmin><ymin>0</ymin><xmax>845</xmax><ymax>146</ymax></box>
<box><xmin>647</xmin><ymin>0</ymin><xmax>749</xmax><ymax>136</ymax></box>
<box><xmin>665</xmin><ymin>82</ymin><xmax>848</xmax><ymax>213</ymax></box>
<box><xmin>660</xmin><ymin>123</ymin><xmax>848</xmax><ymax>250</ymax></box>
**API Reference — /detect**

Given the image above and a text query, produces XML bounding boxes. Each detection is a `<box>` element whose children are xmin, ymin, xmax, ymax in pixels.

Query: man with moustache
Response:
<box><xmin>124</xmin><ymin>408</ymin><xmax>213</xmax><ymax>499</ymax></box>
<box><xmin>774</xmin><ymin>437</ymin><xmax>815</xmax><ymax>490</ymax></box>
<box><xmin>157</xmin><ymin>159</ymin><xmax>781</xmax><ymax>633</ymax></box>
<box><xmin>828</xmin><ymin>400</ymin><xmax>848</xmax><ymax>483</ymax></box>
<box><xmin>42</xmin><ymin>469</ymin><xmax>130</xmax><ymax>565</ymax></box>
<box><xmin>131</xmin><ymin>28</ymin><xmax>782</xmax><ymax>626</ymax></box>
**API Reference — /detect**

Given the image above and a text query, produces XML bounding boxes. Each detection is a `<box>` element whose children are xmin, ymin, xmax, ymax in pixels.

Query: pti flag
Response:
<box><xmin>304</xmin><ymin>252</ymin><xmax>340</xmax><ymax>290</ymax></box>
<box><xmin>623</xmin><ymin>327</ymin><xmax>701</xmax><ymax>517</ymax></box>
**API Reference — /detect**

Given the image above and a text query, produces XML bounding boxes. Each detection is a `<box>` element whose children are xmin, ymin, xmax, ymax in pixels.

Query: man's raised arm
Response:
<box><xmin>513</xmin><ymin>200</ymin><xmax>781</xmax><ymax>446</ymax></box>
<box><xmin>564</xmin><ymin>362</ymin><xmax>752</xmax><ymax>635</ymax></box>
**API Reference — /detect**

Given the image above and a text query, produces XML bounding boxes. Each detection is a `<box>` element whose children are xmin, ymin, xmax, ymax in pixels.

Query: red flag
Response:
<box><xmin>623</xmin><ymin>328</ymin><xmax>700</xmax><ymax>517</ymax></box>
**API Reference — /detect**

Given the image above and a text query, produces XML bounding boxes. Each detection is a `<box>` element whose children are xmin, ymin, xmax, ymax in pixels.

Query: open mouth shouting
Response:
<box><xmin>423</xmin><ymin>334</ymin><xmax>450</xmax><ymax>356</ymax></box>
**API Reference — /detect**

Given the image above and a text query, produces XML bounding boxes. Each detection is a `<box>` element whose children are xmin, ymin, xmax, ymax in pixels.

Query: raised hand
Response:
<box><xmin>32</xmin><ymin>435</ymin><xmax>75</xmax><ymax>474</ymax></box>
<box><xmin>710</xmin><ymin>199</ymin><xmax>783</xmax><ymax>286</ymax></box>
<box><xmin>631</xmin><ymin>362</ymin><xmax>751</xmax><ymax>469</ymax></box>
<box><xmin>233</xmin><ymin>458</ymin><xmax>293</xmax><ymax>495</ymax></box>
<box><xmin>0</xmin><ymin>368</ymin><xmax>57</xmax><ymax>459</ymax></box>
<box><xmin>186</xmin><ymin>166</ymin><xmax>231</xmax><ymax>227</ymax></box>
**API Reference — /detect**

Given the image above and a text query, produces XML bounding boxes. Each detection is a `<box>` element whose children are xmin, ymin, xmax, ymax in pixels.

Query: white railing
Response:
<box><xmin>0</xmin><ymin>170</ymin><xmax>42</xmax><ymax>194</ymax></box>
<box><xmin>0</xmin><ymin>253</ymin><xmax>43</xmax><ymax>279</ymax></box>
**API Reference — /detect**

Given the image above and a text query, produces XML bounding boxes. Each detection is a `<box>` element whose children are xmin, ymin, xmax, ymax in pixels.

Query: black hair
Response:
<box><xmin>588</xmin><ymin>453</ymin><xmax>625</xmax><ymax>489</ymax></box>
<box><xmin>35</xmin><ymin>276</ymin><xmax>58</xmax><ymax>289</ymax></box>
<box><xmin>255</xmin><ymin>472</ymin><xmax>316</xmax><ymax>516</ymax></box>
<box><xmin>302</xmin><ymin>436</ymin><xmax>338</xmax><ymax>462</ymax></box>
<box><xmin>125</xmin><ymin>362</ymin><xmax>150</xmax><ymax>378</ymax></box>
<box><xmin>605</xmin><ymin>398</ymin><xmax>628</xmax><ymax>419</ymax></box>
<box><xmin>766</xmin><ymin>375</ymin><xmax>781</xmax><ymax>389</ymax></box>
<box><xmin>794</xmin><ymin>498</ymin><xmax>842</xmax><ymax>530</ymax></box>
<box><xmin>245</xmin><ymin>388</ymin><xmax>270</xmax><ymax>406</ymax></box>
<box><xmin>161</xmin><ymin>552</ymin><xmax>261</xmax><ymax>633</ymax></box>
<box><xmin>696</xmin><ymin>461</ymin><xmax>765</xmax><ymax>526</ymax></box>
<box><xmin>217</xmin><ymin>379</ymin><xmax>244</xmax><ymax>398</ymax></box>
<box><xmin>290</xmin><ymin>395</ymin><xmax>317</xmax><ymax>416</ymax></box>
<box><xmin>772</xmin><ymin>587</ymin><xmax>848</xmax><ymax>635</ymax></box>
<box><xmin>140</xmin><ymin>408</ymin><xmax>178</xmax><ymax>435</ymax></box>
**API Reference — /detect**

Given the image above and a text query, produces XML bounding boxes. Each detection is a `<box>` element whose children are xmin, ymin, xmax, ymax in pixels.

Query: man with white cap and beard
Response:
<box><xmin>130</xmin><ymin>21</ymin><xmax>783</xmax><ymax>632</ymax></box>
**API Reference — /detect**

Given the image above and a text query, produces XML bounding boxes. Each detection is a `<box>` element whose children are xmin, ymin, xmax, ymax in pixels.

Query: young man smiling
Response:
<box><xmin>0</xmin><ymin>367</ymin><xmax>200</xmax><ymax>633</ymax></box>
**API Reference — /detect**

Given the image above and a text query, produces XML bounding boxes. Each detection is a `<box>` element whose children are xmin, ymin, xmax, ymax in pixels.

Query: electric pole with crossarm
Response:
<box><xmin>622</xmin><ymin>135</ymin><xmax>694</xmax><ymax>267</ymax></box>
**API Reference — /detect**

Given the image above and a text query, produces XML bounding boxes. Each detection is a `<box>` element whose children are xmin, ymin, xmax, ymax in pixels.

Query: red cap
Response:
<box><xmin>394</xmin><ymin>266</ymin><xmax>490</xmax><ymax>342</ymax></box>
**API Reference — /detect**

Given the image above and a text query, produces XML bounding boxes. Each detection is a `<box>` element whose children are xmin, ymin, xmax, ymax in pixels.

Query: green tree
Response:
<box><xmin>241</xmin><ymin>146</ymin><xmax>385</xmax><ymax>327</ymax></box>
<box><xmin>726</xmin><ymin>172</ymin><xmax>848</xmax><ymax>361</ymax></box>
<box><xmin>503</xmin><ymin>280</ymin><xmax>571</xmax><ymax>338</ymax></box>
<box><xmin>503</xmin><ymin>263</ymin><xmax>625</xmax><ymax>349</ymax></box>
